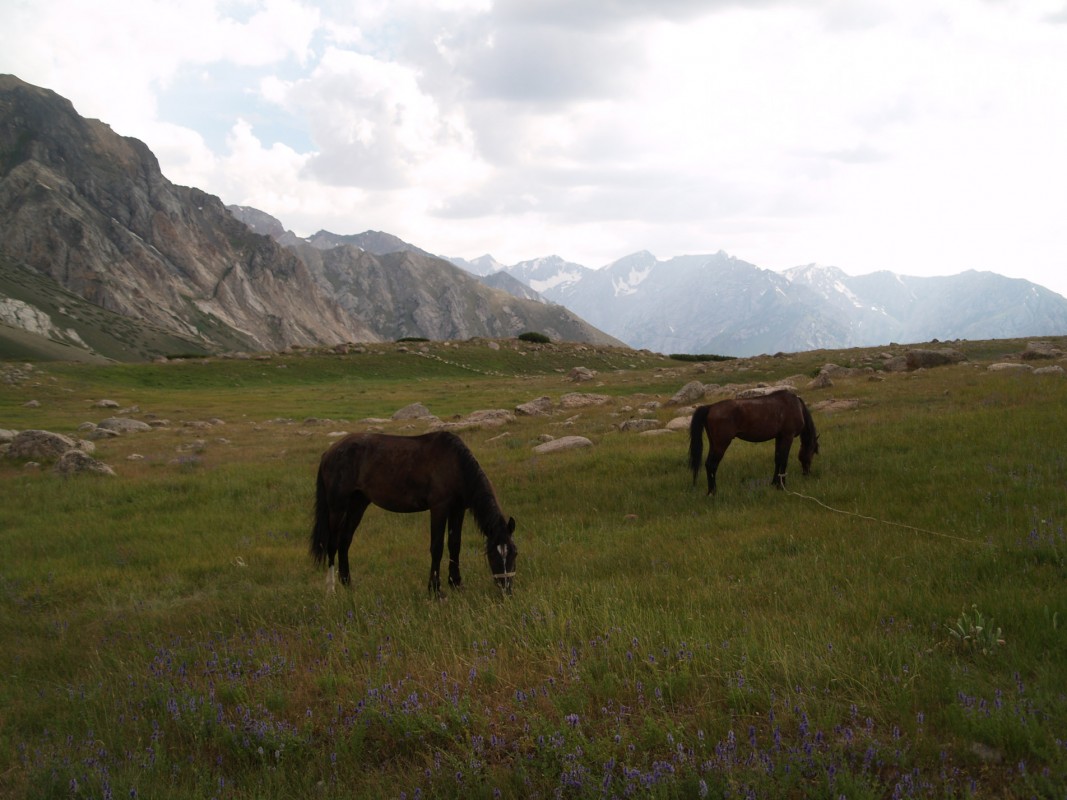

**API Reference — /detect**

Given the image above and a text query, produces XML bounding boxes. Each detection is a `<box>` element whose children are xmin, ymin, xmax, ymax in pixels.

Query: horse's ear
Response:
<box><xmin>507</xmin><ymin>517</ymin><xmax>516</xmax><ymax>535</ymax></box>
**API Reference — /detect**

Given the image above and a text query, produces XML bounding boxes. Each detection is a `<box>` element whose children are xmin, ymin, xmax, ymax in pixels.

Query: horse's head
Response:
<box><xmin>800</xmin><ymin>433</ymin><xmax>820</xmax><ymax>474</ymax></box>
<box><xmin>486</xmin><ymin>516</ymin><xmax>517</xmax><ymax>595</ymax></box>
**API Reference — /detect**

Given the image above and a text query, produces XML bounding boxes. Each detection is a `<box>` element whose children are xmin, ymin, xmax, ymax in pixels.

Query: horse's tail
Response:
<box><xmin>799</xmin><ymin>397</ymin><xmax>819</xmax><ymax>454</ymax></box>
<box><xmin>688</xmin><ymin>405</ymin><xmax>710</xmax><ymax>484</ymax></box>
<box><xmin>310</xmin><ymin>463</ymin><xmax>330</xmax><ymax>565</ymax></box>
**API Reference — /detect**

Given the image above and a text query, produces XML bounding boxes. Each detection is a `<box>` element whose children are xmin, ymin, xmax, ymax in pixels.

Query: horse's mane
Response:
<box><xmin>439</xmin><ymin>433</ymin><xmax>509</xmax><ymax>545</ymax></box>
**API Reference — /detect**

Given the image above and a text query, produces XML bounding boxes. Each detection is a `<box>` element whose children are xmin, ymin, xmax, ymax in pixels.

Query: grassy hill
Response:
<box><xmin>2</xmin><ymin>337</ymin><xmax>1065</xmax><ymax>798</ymax></box>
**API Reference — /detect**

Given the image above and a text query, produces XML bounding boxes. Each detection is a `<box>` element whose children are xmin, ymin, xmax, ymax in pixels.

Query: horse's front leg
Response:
<box><xmin>772</xmin><ymin>436</ymin><xmax>793</xmax><ymax>489</ymax></box>
<box><xmin>427</xmin><ymin>509</ymin><xmax>447</xmax><ymax>598</ymax></box>
<box><xmin>447</xmin><ymin>507</ymin><xmax>464</xmax><ymax>589</ymax></box>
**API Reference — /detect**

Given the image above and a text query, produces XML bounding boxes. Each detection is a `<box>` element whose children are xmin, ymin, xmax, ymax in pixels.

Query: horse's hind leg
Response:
<box><xmin>446</xmin><ymin>506</ymin><xmax>465</xmax><ymax>589</ymax></box>
<box><xmin>337</xmin><ymin>494</ymin><xmax>369</xmax><ymax>586</ymax></box>
<box><xmin>705</xmin><ymin>444</ymin><xmax>728</xmax><ymax>496</ymax></box>
<box><xmin>772</xmin><ymin>436</ymin><xmax>793</xmax><ymax>489</ymax></box>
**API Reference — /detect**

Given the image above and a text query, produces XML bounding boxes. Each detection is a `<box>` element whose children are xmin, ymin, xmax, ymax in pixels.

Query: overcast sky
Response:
<box><xmin>3</xmin><ymin>0</ymin><xmax>1067</xmax><ymax>298</ymax></box>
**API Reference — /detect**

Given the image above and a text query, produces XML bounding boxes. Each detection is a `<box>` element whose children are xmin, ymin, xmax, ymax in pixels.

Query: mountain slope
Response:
<box><xmin>288</xmin><ymin>239</ymin><xmax>621</xmax><ymax>345</ymax></box>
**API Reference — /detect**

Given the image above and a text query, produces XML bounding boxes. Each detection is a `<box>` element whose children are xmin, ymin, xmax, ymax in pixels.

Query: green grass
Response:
<box><xmin>2</xmin><ymin>338</ymin><xmax>1066</xmax><ymax>798</ymax></box>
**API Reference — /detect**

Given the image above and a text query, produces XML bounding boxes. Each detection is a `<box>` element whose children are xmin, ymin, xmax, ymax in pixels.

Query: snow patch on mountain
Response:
<box><xmin>530</xmin><ymin>268</ymin><xmax>585</xmax><ymax>294</ymax></box>
<box><xmin>612</xmin><ymin>264</ymin><xmax>653</xmax><ymax>296</ymax></box>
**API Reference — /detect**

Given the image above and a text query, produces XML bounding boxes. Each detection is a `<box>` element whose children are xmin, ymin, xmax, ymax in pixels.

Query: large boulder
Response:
<box><xmin>516</xmin><ymin>396</ymin><xmax>554</xmax><ymax>416</ymax></box>
<box><xmin>668</xmin><ymin>381</ymin><xmax>707</xmax><ymax>405</ymax></box>
<box><xmin>1021</xmin><ymin>341</ymin><xmax>1063</xmax><ymax>360</ymax></box>
<box><xmin>7</xmin><ymin>430</ymin><xmax>93</xmax><ymax>461</ymax></box>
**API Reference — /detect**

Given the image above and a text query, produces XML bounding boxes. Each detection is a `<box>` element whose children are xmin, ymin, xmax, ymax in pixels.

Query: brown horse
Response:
<box><xmin>311</xmin><ymin>431</ymin><xmax>517</xmax><ymax>596</ymax></box>
<box><xmin>688</xmin><ymin>390</ymin><xmax>819</xmax><ymax>495</ymax></box>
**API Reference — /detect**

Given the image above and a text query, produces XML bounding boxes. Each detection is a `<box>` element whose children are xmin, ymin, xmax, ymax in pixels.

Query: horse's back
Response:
<box><xmin>706</xmin><ymin>390</ymin><xmax>806</xmax><ymax>441</ymax></box>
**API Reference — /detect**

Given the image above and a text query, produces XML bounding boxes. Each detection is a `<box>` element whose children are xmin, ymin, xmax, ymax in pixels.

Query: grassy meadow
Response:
<box><xmin>1</xmin><ymin>338</ymin><xmax>1065</xmax><ymax>799</ymax></box>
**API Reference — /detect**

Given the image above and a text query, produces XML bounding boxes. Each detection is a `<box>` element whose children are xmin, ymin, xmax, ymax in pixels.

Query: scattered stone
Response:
<box><xmin>737</xmin><ymin>385</ymin><xmax>798</xmax><ymax>399</ymax></box>
<box><xmin>53</xmin><ymin>449</ymin><xmax>116</xmax><ymax>477</ymax></box>
<box><xmin>639</xmin><ymin>428</ymin><xmax>674</xmax><ymax>437</ymax></box>
<box><xmin>905</xmin><ymin>348</ymin><xmax>966</xmax><ymax>370</ymax></box>
<box><xmin>1034</xmin><ymin>365</ymin><xmax>1065</xmax><ymax>375</ymax></box>
<box><xmin>519</xmin><ymin>394</ymin><xmax>561</xmax><ymax>418</ymax></box>
<box><xmin>433</xmin><ymin>409</ymin><xmax>515</xmax><ymax>431</ymax></box>
<box><xmin>93</xmin><ymin>399</ymin><xmax>120</xmax><ymax>408</ymax></box>
<box><xmin>666</xmin><ymin>416</ymin><xmax>691</xmax><ymax>431</ymax></box>
<box><xmin>23</xmin><ymin>400</ymin><xmax>40</xmax><ymax>408</ymax></box>
<box><xmin>567</xmin><ymin>366</ymin><xmax>597</xmax><ymax>382</ymax></box>
<box><xmin>533</xmin><ymin>436</ymin><xmax>594</xmax><ymax>454</ymax></box>
<box><xmin>810</xmin><ymin>398</ymin><xmax>860</xmax><ymax>413</ymax></box>
<box><xmin>987</xmin><ymin>362</ymin><xmax>1033</xmax><ymax>372</ymax></box>
<box><xmin>559</xmin><ymin>392</ymin><xmax>611</xmax><ymax>409</ymax></box>
<box><xmin>618</xmin><ymin>418</ymin><xmax>661</xmax><ymax>433</ymax></box>
<box><xmin>0</xmin><ymin>429</ymin><xmax>16</xmax><ymax>444</ymax></box>
<box><xmin>98</xmin><ymin>417</ymin><xmax>153</xmax><ymax>434</ymax></box>
<box><xmin>392</xmin><ymin>402</ymin><xmax>435</xmax><ymax>420</ymax></box>
<box><xmin>84</xmin><ymin>427</ymin><xmax>122</xmax><ymax>440</ymax></box>
<box><xmin>808</xmin><ymin>373</ymin><xmax>834</xmax><ymax>389</ymax></box>
<box><xmin>817</xmin><ymin>364</ymin><xmax>859</xmax><ymax>378</ymax></box>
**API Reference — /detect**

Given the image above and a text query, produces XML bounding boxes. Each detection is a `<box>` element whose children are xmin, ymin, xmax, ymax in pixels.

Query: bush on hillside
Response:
<box><xmin>518</xmin><ymin>331</ymin><xmax>551</xmax><ymax>344</ymax></box>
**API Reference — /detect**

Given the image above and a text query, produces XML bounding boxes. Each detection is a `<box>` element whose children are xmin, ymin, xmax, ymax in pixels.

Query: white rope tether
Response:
<box><xmin>785</xmin><ymin>488</ymin><xmax>987</xmax><ymax>546</ymax></box>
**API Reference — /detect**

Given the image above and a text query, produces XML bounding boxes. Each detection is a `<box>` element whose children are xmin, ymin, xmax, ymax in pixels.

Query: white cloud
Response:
<box><xmin>1</xmin><ymin>0</ymin><xmax>1066</xmax><ymax>297</ymax></box>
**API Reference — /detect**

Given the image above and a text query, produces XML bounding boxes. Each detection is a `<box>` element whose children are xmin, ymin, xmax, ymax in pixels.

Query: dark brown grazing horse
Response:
<box><xmin>311</xmin><ymin>431</ymin><xmax>517</xmax><ymax>596</ymax></box>
<box><xmin>688</xmin><ymin>390</ymin><xmax>819</xmax><ymax>495</ymax></box>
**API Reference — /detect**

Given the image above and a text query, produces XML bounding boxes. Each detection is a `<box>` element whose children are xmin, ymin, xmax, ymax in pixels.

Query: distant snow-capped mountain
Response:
<box><xmin>447</xmin><ymin>251</ymin><xmax>1067</xmax><ymax>356</ymax></box>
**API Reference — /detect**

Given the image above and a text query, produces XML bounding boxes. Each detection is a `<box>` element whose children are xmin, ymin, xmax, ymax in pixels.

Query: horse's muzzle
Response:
<box><xmin>494</xmin><ymin>572</ymin><xmax>514</xmax><ymax>595</ymax></box>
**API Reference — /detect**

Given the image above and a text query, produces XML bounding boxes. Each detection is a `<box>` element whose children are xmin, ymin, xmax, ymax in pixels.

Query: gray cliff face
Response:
<box><xmin>0</xmin><ymin>74</ymin><xmax>375</xmax><ymax>354</ymax></box>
